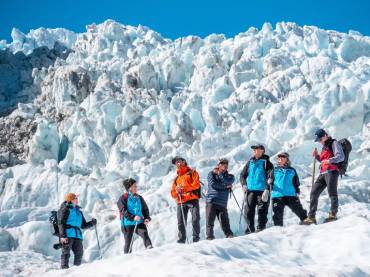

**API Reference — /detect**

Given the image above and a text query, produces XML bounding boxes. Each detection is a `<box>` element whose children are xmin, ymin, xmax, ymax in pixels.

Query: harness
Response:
<box><xmin>66</xmin><ymin>224</ymin><xmax>82</xmax><ymax>237</ymax></box>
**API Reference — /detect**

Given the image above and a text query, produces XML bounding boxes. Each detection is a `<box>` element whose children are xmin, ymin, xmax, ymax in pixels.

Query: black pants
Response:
<box><xmin>121</xmin><ymin>223</ymin><xmax>152</xmax><ymax>254</ymax></box>
<box><xmin>61</xmin><ymin>238</ymin><xmax>83</xmax><ymax>269</ymax></box>
<box><xmin>244</xmin><ymin>191</ymin><xmax>269</xmax><ymax>232</ymax></box>
<box><xmin>272</xmin><ymin>196</ymin><xmax>307</xmax><ymax>226</ymax></box>
<box><xmin>309</xmin><ymin>171</ymin><xmax>339</xmax><ymax>218</ymax></box>
<box><xmin>206</xmin><ymin>203</ymin><xmax>233</xmax><ymax>239</ymax></box>
<box><xmin>177</xmin><ymin>199</ymin><xmax>200</xmax><ymax>242</ymax></box>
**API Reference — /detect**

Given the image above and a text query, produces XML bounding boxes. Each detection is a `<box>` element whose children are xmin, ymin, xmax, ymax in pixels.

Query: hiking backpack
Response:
<box><xmin>333</xmin><ymin>138</ymin><xmax>352</xmax><ymax>176</ymax></box>
<box><xmin>118</xmin><ymin>192</ymin><xmax>129</xmax><ymax>220</ymax></box>
<box><xmin>49</xmin><ymin>210</ymin><xmax>59</xmax><ymax>237</ymax></box>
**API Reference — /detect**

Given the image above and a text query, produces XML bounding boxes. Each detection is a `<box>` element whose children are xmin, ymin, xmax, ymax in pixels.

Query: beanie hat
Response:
<box><xmin>171</xmin><ymin>156</ymin><xmax>186</xmax><ymax>165</ymax></box>
<box><xmin>65</xmin><ymin>193</ymin><xmax>78</xmax><ymax>202</ymax></box>
<box><xmin>123</xmin><ymin>178</ymin><xmax>136</xmax><ymax>191</ymax></box>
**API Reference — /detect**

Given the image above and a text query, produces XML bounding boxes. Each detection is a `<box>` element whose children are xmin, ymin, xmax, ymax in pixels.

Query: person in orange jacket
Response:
<box><xmin>171</xmin><ymin>156</ymin><xmax>201</xmax><ymax>243</ymax></box>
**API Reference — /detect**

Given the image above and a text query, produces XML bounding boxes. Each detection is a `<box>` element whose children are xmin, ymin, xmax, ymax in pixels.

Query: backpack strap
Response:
<box><xmin>119</xmin><ymin>193</ymin><xmax>129</xmax><ymax>220</ymax></box>
<box><xmin>188</xmin><ymin>170</ymin><xmax>193</xmax><ymax>183</ymax></box>
<box><xmin>326</xmin><ymin>138</ymin><xmax>336</xmax><ymax>153</ymax></box>
<box><xmin>174</xmin><ymin>169</ymin><xmax>194</xmax><ymax>186</ymax></box>
<box><xmin>123</xmin><ymin>192</ymin><xmax>129</xmax><ymax>201</ymax></box>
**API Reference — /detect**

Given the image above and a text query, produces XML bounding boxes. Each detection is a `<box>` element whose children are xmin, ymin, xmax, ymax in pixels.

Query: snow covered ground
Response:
<box><xmin>0</xmin><ymin>20</ymin><xmax>370</xmax><ymax>276</ymax></box>
<box><xmin>43</xmin><ymin>214</ymin><xmax>370</xmax><ymax>277</ymax></box>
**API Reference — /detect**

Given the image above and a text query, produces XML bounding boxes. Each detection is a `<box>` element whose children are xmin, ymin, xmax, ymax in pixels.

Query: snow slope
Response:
<box><xmin>0</xmin><ymin>20</ymin><xmax>370</xmax><ymax>276</ymax></box>
<box><xmin>42</xmin><ymin>214</ymin><xmax>370</xmax><ymax>277</ymax></box>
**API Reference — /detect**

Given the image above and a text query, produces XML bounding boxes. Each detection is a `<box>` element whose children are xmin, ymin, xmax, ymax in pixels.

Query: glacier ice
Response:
<box><xmin>0</xmin><ymin>19</ymin><xmax>369</xmax><ymax>276</ymax></box>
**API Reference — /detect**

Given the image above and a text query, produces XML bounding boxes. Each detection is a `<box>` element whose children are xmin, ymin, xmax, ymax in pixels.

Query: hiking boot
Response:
<box><xmin>206</xmin><ymin>236</ymin><xmax>215</xmax><ymax>241</ymax></box>
<box><xmin>302</xmin><ymin>216</ymin><xmax>317</xmax><ymax>225</ymax></box>
<box><xmin>146</xmin><ymin>245</ymin><xmax>153</xmax><ymax>249</ymax></box>
<box><xmin>324</xmin><ymin>212</ymin><xmax>337</xmax><ymax>223</ymax></box>
<box><xmin>177</xmin><ymin>239</ymin><xmax>186</xmax><ymax>244</ymax></box>
<box><xmin>226</xmin><ymin>234</ymin><xmax>234</xmax><ymax>238</ymax></box>
<box><xmin>193</xmin><ymin>237</ymin><xmax>200</xmax><ymax>243</ymax></box>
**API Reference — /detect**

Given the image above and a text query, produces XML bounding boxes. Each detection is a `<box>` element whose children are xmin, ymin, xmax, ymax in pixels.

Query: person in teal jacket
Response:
<box><xmin>271</xmin><ymin>152</ymin><xmax>308</xmax><ymax>226</ymax></box>
<box><xmin>240</xmin><ymin>144</ymin><xmax>274</xmax><ymax>233</ymax></box>
<box><xmin>117</xmin><ymin>178</ymin><xmax>153</xmax><ymax>254</ymax></box>
<box><xmin>57</xmin><ymin>193</ymin><xmax>97</xmax><ymax>269</ymax></box>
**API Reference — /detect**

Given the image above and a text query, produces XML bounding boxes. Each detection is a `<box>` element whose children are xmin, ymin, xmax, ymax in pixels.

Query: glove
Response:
<box><xmin>91</xmin><ymin>218</ymin><xmax>97</xmax><ymax>226</ymax></box>
<box><xmin>267</xmin><ymin>178</ymin><xmax>273</xmax><ymax>185</ymax></box>
<box><xmin>242</xmin><ymin>185</ymin><xmax>248</xmax><ymax>194</ymax></box>
<box><xmin>261</xmin><ymin>189</ymin><xmax>269</xmax><ymax>202</ymax></box>
<box><xmin>60</xmin><ymin>237</ymin><xmax>69</xmax><ymax>244</ymax></box>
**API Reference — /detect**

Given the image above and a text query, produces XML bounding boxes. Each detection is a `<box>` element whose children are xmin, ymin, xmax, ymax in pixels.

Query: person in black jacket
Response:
<box><xmin>240</xmin><ymin>144</ymin><xmax>274</xmax><ymax>233</ymax></box>
<box><xmin>57</xmin><ymin>193</ymin><xmax>97</xmax><ymax>269</ymax></box>
<box><xmin>117</xmin><ymin>178</ymin><xmax>153</xmax><ymax>254</ymax></box>
<box><xmin>205</xmin><ymin>159</ymin><xmax>235</xmax><ymax>240</ymax></box>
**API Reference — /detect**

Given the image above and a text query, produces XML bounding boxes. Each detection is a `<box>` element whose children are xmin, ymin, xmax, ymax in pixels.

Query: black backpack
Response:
<box><xmin>49</xmin><ymin>210</ymin><xmax>59</xmax><ymax>237</ymax></box>
<box><xmin>49</xmin><ymin>210</ymin><xmax>64</xmax><ymax>250</ymax></box>
<box><xmin>333</xmin><ymin>138</ymin><xmax>352</xmax><ymax>176</ymax></box>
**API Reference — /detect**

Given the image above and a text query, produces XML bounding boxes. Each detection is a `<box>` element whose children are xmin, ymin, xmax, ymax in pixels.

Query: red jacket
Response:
<box><xmin>318</xmin><ymin>139</ymin><xmax>339</xmax><ymax>173</ymax></box>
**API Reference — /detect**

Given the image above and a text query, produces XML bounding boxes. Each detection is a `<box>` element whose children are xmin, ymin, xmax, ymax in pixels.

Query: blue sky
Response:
<box><xmin>1</xmin><ymin>0</ymin><xmax>370</xmax><ymax>42</ymax></box>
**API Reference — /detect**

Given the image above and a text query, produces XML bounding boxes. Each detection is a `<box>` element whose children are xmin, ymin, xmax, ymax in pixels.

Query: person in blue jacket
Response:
<box><xmin>240</xmin><ymin>144</ymin><xmax>274</xmax><ymax>233</ymax></box>
<box><xmin>205</xmin><ymin>158</ymin><xmax>235</xmax><ymax>240</ymax></box>
<box><xmin>57</xmin><ymin>193</ymin><xmax>97</xmax><ymax>269</ymax></box>
<box><xmin>271</xmin><ymin>152</ymin><xmax>308</xmax><ymax>226</ymax></box>
<box><xmin>117</xmin><ymin>178</ymin><xmax>153</xmax><ymax>254</ymax></box>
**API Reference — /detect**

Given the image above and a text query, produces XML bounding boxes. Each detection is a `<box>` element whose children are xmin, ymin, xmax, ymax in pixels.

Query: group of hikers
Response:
<box><xmin>55</xmin><ymin>128</ymin><xmax>349</xmax><ymax>269</ymax></box>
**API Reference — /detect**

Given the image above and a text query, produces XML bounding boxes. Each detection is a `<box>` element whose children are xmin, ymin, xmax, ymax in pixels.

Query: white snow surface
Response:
<box><xmin>1</xmin><ymin>20</ymin><xmax>370</xmax><ymax>276</ymax></box>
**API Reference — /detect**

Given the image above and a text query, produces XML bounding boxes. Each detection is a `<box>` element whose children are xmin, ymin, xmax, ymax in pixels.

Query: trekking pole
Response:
<box><xmin>239</xmin><ymin>188</ymin><xmax>253</xmax><ymax>234</ymax></box>
<box><xmin>311</xmin><ymin>149</ymin><xmax>317</xmax><ymax>187</ymax></box>
<box><xmin>269</xmin><ymin>182</ymin><xmax>273</xmax><ymax>227</ymax></box>
<box><xmin>230</xmin><ymin>190</ymin><xmax>242</xmax><ymax>212</ymax></box>
<box><xmin>129</xmin><ymin>222</ymin><xmax>138</xmax><ymax>253</ymax></box>
<box><xmin>233</xmin><ymin>188</ymin><xmax>252</xmax><ymax>233</ymax></box>
<box><xmin>178</xmin><ymin>193</ymin><xmax>189</xmax><ymax>244</ymax></box>
<box><xmin>94</xmin><ymin>224</ymin><xmax>102</xmax><ymax>259</ymax></box>
<box><xmin>232</xmin><ymin>189</ymin><xmax>252</xmax><ymax>234</ymax></box>
<box><xmin>238</xmin><ymin>191</ymin><xmax>246</xmax><ymax>234</ymax></box>
<box><xmin>238</xmin><ymin>196</ymin><xmax>245</xmax><ymax>227</ymax></box>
